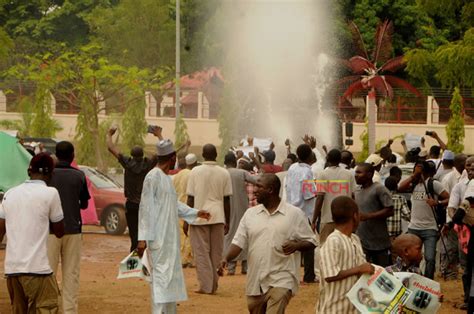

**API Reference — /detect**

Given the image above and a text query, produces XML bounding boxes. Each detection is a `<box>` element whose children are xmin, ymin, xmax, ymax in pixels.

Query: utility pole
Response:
<box><xmin>175</xmin><ymin>0</ymin><xmax>181</xmax><ymax>121</ymax></box>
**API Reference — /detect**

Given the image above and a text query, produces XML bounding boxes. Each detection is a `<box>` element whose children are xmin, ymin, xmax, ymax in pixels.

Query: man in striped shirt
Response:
<box><xmin>318</xmin><ymin>196</ymin><xmax>375</xmax><ymax>313</ymax></box>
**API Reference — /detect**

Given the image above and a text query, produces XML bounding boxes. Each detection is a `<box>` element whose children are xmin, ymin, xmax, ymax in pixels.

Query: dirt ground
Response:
<box><xmin>0</xmin><ymin>226</ymin><xmax>467</xmax><ymax>313</ymax></box>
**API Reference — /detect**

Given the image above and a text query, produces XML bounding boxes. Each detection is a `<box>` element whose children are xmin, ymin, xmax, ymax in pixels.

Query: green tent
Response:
<box><xmin>0</xmin><ymin>131</ymin><xmax>32</xmax><ymax>192</ymax></box>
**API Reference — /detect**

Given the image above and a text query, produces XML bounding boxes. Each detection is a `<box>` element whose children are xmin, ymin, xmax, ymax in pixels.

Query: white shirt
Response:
<box><xmin>232</xmin><ymin>201</ymin><xmax>318</xmax><ymax>296</ymax></box>
<box><xmin>442</xmin><ymin>168</ymin><xmax>462</xmax><ymax>193</ymax></box>
<box><xmin>187</xmin><ymin>161</ymin><xmax>232</xmax><ymax>225</ymax></box>
<box><xmin>316</xmin><ymin>166</ymin><xmax>356</xmax><ymax>224</ymax></box>
<box><xmin>286</xmin><ymin>163</ymin><xmax>316</xmax><ymax>219</ymax></box>
<box><xmin>0</xmin><ymin>180</ymin><xmax>63</xmax><ymax>275</ymax></box>
<box><xmin>447</xmin><ymin>178</ymin><xmax>470</xmax><ymax>223</ymax></box>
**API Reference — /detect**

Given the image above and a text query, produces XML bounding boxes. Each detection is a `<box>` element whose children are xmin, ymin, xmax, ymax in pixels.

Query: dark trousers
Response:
<box><xmin>303</xmin><ymin>249</ymin><xmax>315</xmax><ymax>282</ymax></box>
<box><xmin>302</xmin><ymin>218</ymin><xmax>315</xmax><ymax>282</ymax></box>
<box><xmin>364</xmin><ymin>248</ymin><xmax>392</xmax><ymax>267</ymax></box>
<box><xmin>125</xmin><ymin>201</ymin><xmax>139</xmax><ymax>252</ymax></box>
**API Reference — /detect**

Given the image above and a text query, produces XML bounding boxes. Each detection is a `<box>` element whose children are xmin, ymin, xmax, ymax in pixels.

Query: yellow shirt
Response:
<box><xmin>172</xmin><ymin>168</ymin><xmax>191</xmax><ymax>203</ymax></box>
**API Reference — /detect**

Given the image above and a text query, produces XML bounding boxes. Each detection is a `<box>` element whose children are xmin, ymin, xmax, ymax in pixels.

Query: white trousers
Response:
<box><xmin>152</xmin><ymin>302</ymin><xmax>177</xmax><ymax>314</ymax></box>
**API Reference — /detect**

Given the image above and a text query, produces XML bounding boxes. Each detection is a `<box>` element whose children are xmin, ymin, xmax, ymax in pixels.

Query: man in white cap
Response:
<box><xmin>172</xmin><ymin>153</ymin><xmax>199</xmax><ymax>267</ymax></box>
<box><xmin>137</xmin><ymin>140</ymin><xmax>210</xmax><ymax>314</ymax></box>
<box><xmin>434</xmin><ymin>150</ymin><xmax>455</xmax><ymax>181</ymax></box>
<box><xmin>365</xmin><ymin>154</ymin><xmax>383</xmax><ymax>184</ymax></box>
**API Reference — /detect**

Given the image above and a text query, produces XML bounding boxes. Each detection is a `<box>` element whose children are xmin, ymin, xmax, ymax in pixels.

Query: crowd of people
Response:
<box><xmin>0</xmin><ymin>127</ymin><xmax>474</xmax><ymax>314</ymax></box>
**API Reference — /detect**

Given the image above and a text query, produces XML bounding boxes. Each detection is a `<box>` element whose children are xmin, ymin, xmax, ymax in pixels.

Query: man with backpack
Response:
<box><xmin>398</xmin><ymin>160</ymin><xmax>450</xmax><ymax>279</ymax></box>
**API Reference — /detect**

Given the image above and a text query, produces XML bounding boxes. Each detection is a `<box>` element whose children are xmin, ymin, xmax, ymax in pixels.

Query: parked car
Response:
<box><xmin>79</xmin><ymin>166</ymin><xmax>127</xmax><ymax>235</ymax></box>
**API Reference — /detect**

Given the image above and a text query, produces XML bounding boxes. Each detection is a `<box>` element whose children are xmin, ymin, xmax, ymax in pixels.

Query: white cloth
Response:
<box><xmin>372</xmin><ymin>170</ymin><xmax>382</xmax><ymax>184</ymax></box>
<box><xmin>151</xmin><ymin>301</ymin><xmax>176</xmax><ymax>314</ymax></box>
<box><xmin>447</xmin><ymin>178</ymin><xmax>470</xmax><ymax>223</ymax></box>
<box><xmin>187</xmin><ymin>161</ymin><xmax>232</xmax><ymax>225</ymax></box>
<box><xmin>442</xmin><ymin>168</ymin><xmax>462</xmax><ymax>193</ymax></box>
<box><xmin>316</xmin><ymin>166</ymin><xmax>357</xmax><ymax>224</ymax></box>
<box><xmin>0</xmin><ymin>180</ymin><xmax>63</xmax><ymax>275</ymax></box>
<box><xmin>139</xmin><ymin>168</ymin><xmax>199</xmax><ymax>303</ymax></box>
<box><xmin>232</xmin><ymin>201</ymin><xmax>318</xmax><ymax>296</ymax></box>
<box><xmin>286</xmin><ymin>163</ymin><xmax>316</xmax><ymax>219</ymax></box>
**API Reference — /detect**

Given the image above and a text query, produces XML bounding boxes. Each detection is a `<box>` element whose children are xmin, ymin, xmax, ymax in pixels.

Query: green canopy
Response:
<box><xmin>0</xmin><ymin>131</ymin><xmax>32</xmax><ymax>192</ymax></box>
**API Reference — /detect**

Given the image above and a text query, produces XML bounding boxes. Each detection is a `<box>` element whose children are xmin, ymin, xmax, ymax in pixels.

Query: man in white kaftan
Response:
<box><xmin>137</xmin><ymin>139</ymin><xmax>209</xmax><ymax>314</ymax></box>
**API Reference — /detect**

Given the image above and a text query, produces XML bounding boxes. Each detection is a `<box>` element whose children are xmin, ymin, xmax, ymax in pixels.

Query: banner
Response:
<box><xmin>404</xmin><ymin>134</ymin><xmax>423</xmax><ymax>151</ymax></box>
<box><xmin>394</xmin><ymin>272</ymin><xmax>441</xmax><ymax>313</ymax></box>
<box><xmin>347</xmin><ymin>266</ymin><xmax>411</xmax><ymax>314</ymax></box>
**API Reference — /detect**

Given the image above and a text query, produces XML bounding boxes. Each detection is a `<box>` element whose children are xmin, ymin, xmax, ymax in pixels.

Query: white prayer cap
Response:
<box><xmin>156</xmin><ymin>139</ymin><xmax>175</xmax><ymax>156</ymax></box>
<box><xmin>185</xmin><ymin>153</ymin><xmax>197</xmax><ymax>165</ymax></box>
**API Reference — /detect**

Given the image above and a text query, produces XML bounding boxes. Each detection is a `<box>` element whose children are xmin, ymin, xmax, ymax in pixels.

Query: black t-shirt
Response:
<box><xmin>117</xmin><ymin>154</ymin><xmax>158</xmax><ymax>204</ymax></box>
<box><xmin>49</xmin><ymin>161</ymin><xmax>91</xmax><ymax>234</ymax></box>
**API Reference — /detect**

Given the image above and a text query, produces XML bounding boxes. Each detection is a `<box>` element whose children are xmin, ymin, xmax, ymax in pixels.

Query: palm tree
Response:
<box><xmin>339</xmin><ymin>20</ymin><xmax>422</xmax><ymax>153</ymax></box>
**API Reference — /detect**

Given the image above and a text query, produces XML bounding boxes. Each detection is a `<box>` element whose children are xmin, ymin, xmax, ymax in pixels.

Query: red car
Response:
<box><xmin>79</xmin><ymin>166</ymin><xmax>127</xmax><ymax>235</ymax></box>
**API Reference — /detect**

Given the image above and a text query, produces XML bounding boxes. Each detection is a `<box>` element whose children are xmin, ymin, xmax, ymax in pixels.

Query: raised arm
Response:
<box><xmin>106</xmin><ymin>128</ymin><xmax>121</xmax><ymax>159</ymax></box>
<box><xmin>428</xmin><ymin>131</ymin><xmax>447</xmax><ymax>151</ymax></box>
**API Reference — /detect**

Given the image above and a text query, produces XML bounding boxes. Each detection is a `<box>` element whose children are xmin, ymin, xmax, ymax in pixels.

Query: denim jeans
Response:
<box><xmin>408</xmin><ymin>228</ymin><xmax>439</xmax><ymax>279</ymax></box>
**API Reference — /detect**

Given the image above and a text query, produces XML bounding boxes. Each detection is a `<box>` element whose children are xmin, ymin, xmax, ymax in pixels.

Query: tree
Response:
<box><xmin>174</xmin><ymin>113</ymin><xmax>190</xmax><ymax>151</ymax></box>
<box><xmin>446</xmin><ymin>87</ymin><xmax>465</xmax><ymax>153</ymax></box>
<box><xmin>339</xmin><ymin>20</ymin><xmax>422</xmax><ymax>153</ymax></box>
<box><xmin>34</xmin><ymin>44</ymin><xmax>153</xmax><ymax>170</ymax></box>
<box><xmin>0</xmin><ymin>27</ymin><xmax>12</xmax><ymax>62</ymax></box>
<box><xmin>87</xmin><ymin>0</ymin><xmax>175</xmax><ymax>70</ymax></box>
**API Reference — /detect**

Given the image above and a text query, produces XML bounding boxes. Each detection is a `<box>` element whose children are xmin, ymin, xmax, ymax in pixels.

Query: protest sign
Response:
<box><xmin>404</xmin><ymin>134</ymin><xmax>423</xmax><ymax>151</ymax></box>
<box><xmin>394</xmin><ymin>272</ymin><xmax>441</xmax><ymax>313</ymax></box>
<box><xmin>347</xmin><ymin>266</ymin><xmax>411</xmax><ymax>314</ymax></box>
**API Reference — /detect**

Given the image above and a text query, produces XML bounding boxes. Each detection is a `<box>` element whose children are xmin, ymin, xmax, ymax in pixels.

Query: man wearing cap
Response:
<box><xmin>365</xmin><ymin>154</ymin><xmax>383</xmax><ymax>184</ymax></box>
<box><xmin>172</xmin><ymin>153</ymin><xmax>199</xmax><ymax>268</ymax></box>
<box><xmin>0</xmin><ymin>153</ymin><xmax>65</xmax><ymax>313</ymax></box>
<box><xmin>136</xmin><ymin>140</ymin><xmax>210</xmax><ymax>313</ymax></box>
<box><xmin>107</xmin><ymin>127</ymin><xmax>162</xmax><ymax>252</ymax></box>
<box><xmin>434</xmin><ymin>150</ymin><xmax>455</xmax><ymax>181</ymax></box>
<box><xmin>187</xmin><ymin>144</ymin><xmax>233</xmax><ymax>294</ymax></box>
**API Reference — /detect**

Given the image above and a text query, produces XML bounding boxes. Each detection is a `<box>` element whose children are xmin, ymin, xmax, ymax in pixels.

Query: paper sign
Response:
<box><xmin>347</xmin><ymin>266</ymin><xmax>411</xmax><ymax>314</ymax></box>
<box><xmin>394</xmin><ymin>272</ymin><xmax>441</xmax><ymax>313</ymax></box>
<box><xmin>405</xmin><ymin>134</ymin><xmax>423</xmax><ymax>151</ymax></box>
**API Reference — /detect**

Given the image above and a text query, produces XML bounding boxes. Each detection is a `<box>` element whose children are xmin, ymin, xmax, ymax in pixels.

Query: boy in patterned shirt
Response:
<box><xmin>385</xmin><ymin>176</ymin><xmax>411</xmax><ymax>239</ymax></box>
<box><xmin>318</xmin><ymin>196</ymin><xmax>375</xmax><ymax>313</ymax></box>
<box><xmin>386</xmin><ymin>233</ymin><xmax>423</xmax><ymax>275</ymax></box>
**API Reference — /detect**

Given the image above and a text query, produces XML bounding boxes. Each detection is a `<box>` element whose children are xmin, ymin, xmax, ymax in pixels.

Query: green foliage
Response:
<box><xmin>87</xmin><ymin>0</ymin><xmax>175</xmax><ymax>70</ymax></box>
<box><xmin>29</xmin><ymin>87</ymin><xmax>62</xmax><ymax>137</ymax></box>
<box><xmin>446</xmin><ymin>87</ymin><xmax>465</xmax><ymax>153</ymax></box>
<box><xmin>0</xmin><ymin>27</ymin><xmax>12</xmax><ymax>61</ymax></box>
<box><xmin>174</xmin><ymin>112</ymin><xmax>190</xmax><ymax>150</ymax></box>
<box><xmin>0</xmin><ymin>119</ymin><xmax>22</xmax><ymax>130</ymax></box>
<box><xmin>357</xmin><ymin>121</ymin><xmax>369</xmax><ymax>162</ymax></box>
<box><xmin>434</xmin><ymin>28</ymin><xmax>474</xmax><ymax>89</ymax></box>
<box><xmin>121</xmin><ymin>98</ymin><xmax>147</xmax><ymax>151</ymax></box>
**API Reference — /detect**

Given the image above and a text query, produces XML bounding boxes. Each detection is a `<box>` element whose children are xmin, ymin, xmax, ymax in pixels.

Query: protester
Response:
<box><xmin>384</xmin><ymin>176</ymin><xmax>410</xmax><ymax>240</ymax></box>
<box><xmin>446</xmin><ymin>157</ymin><xmax>474</xmax><ymax>309</ymax></box>
<box><xmin>442</xmin><ymin>154</ymin><xmax>468</xmax><ymax>193</ymax></box>
<box><xmin>354</xmin><ymin>163</ymin><xmax>394</xmax><ymax>267</ymax></box>
<box><xmin>136</xmin><ymin>139</ymin><xmax>210</xmax><ymax>313</ymax></box>
<box><xmin>340</xmin><ymin>150</ymin><xmax>355</xmax><ymax>170</ymax></box>
<box><xmin>365</xmin><ymin>154</ymin><xmax>383</xmax><ymax>183</ymax></box>
<box><xmin>398</xmin><ymin>161</ymin><xmax>450</xmax><ymax>279</ymax></box>
<box><xmin>434</xmin><ymin>150</ymin><xmax>455</xmax><ymax>181</ymax></box>
<box><xmin>318</xmin><ymin>196</ymin><xmax>375</xmax><ymax>313</ymax></box>
<box><xmin>223</xmin><ymin>152</ymin><xmax>257</xmax><ymax>275</ymax></box>
<box><xmin>286</xmin><ymin>144</ymin><xmax>317</xmax><ymax>283</ymax></box>
<box><xmin>172</xmin><ymin>153</ymin><xmax>198</xmax><ymax>268</ymax></box>
<box><xmin>107</xmin><ymin>126</ymin><xmax>162</xmax><ymax>252</ymax></box>
<box><xmin>385</xmin><ymin>233</ymin><xmax>423</xmax><ymax>274</ymax></box>
<box><xmin>312</xmin><ymin>149</ymin><xmax>356</xmax><ymax>243</ymax></box>
<box><xmin>275</xmin><ymin>157</ymin><xmax>295</xmax><ymax>201</ymax></box>
<box><xmin>187</xmin><ymin>144</ymin><xmax>232</xmax><ymax>294</ymax></box>
<box><xmin>238</xmin><ymin>157</ymin><xmax>259</xmax><ymax>208</ymax></box>
<box><xmin>219</xmin><ymin>174</ymin><xmax>317</xmax><ymax>313</ymax></box>
<box><xmin>48</xmin><ymin>141</ymin><xmax>90</xmax><ymax>314</ymax></box>
<box><xmin>0</xmin><ymin>153</ymin><xmax>65</xmax><ymax>313</ymax></box>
